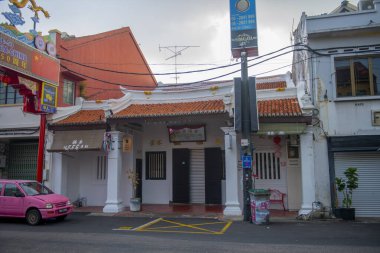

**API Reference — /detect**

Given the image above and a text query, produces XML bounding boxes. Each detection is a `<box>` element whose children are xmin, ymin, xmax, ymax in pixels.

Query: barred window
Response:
<box><xmin>96</xmin><ymin>156</ymin><xmax>107</xmax><ymax>181</ymax></box>
<box><xmin>255</xmin><ymin>152</ymin><xmax>281</xmax><ymax>180</ymax></box>
<box><xmin>146</xmin><ymin>152</ymin><xmax>166</xmax><ymax>180</ymax></box>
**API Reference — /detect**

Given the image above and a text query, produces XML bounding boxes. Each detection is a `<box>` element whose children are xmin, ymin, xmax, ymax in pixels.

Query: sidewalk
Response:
<box><xmin>73</xmin><ymin>204</ymin><xmax>299</xmax><ymax>220</ymax></box>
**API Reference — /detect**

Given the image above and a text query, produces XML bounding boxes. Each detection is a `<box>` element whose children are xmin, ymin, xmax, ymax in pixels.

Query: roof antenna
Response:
<box><xmin>159</xmin><ymin>45</ymin><xmax>199</xmax><ymax>84</ymax></box>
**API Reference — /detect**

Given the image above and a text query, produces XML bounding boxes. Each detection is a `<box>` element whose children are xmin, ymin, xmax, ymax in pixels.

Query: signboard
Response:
<box><xmin>230</xmin><ymin>0</ymin><xmax>258</xmax><ymax>58</ymax></box>
<box><xmin>168</xmin><ymin>125</ymin><xmax>206</xmax><ymax>143</ymax></box>
<box><xmin>40</xmin><ymin>82</ymin><xmax>57</xmax><ymax>113</ymax></box>
<box><xmin>242</xmin><ymin>155</ymin><xmax>252</xmax><ymax>169</ymax></box>
<box><xmin>0</xmin><ymin>31</ymin><xmax>59</xmax><ymax>85</ymax></box>
<box><xmin>123</xmin><ymin>136</ymin><xmax>133</xmax><ymax>152</ymax></box>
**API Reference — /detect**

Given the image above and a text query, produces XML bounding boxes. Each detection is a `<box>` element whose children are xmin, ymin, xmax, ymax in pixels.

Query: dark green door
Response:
<box><xmin>205</xmin><ymin>148</ymin><xmax>223</xmax><ymax>204</ymax></box>
<box><xmin>136</xmin><ymin>159</ymin><xmax>142</xmax><ymax>200</ymax></box>
<box><xmin>172</xmin><ymin>149</ymin><xmax>190</xmax><ymax>203</ymax></box>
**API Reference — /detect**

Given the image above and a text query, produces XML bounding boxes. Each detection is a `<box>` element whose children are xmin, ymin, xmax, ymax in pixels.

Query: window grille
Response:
<box><xmin>146</xmin><ymin>152</ymin><xmax>166</xmax><ymax>180</ymax></box>
<box><xmin>255</xmin><ymin>152</ymin><xmax>281</xmax><ymax>180</ymax></box>
<box><xmin>96</xmin><ymin>156</ymin><xmax>107</xmax><ymax>181</ymax></box>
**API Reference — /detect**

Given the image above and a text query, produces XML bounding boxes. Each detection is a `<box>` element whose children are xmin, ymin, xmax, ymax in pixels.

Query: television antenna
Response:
<box><xmin>159</xmin><ymin>45</ymin><xmax>199</xmax><ymax>84</ymax></box>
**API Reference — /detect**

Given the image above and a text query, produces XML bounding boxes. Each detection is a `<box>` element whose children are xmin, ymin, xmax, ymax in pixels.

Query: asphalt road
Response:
<box><xmin>0</xmin><ymin>213</ymin><xmax>379</xmax><ymax>253</ymax></box>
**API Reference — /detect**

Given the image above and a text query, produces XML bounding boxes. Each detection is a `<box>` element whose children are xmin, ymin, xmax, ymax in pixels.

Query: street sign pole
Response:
<box><xmin>241</xmin><ymin>50</ymin><xmax>252</xmax><ymax>221</ymax></box>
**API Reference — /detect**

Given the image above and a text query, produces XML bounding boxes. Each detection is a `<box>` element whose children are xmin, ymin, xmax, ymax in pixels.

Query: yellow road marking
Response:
<box><xmin>160</xmin><ymin>219</ymin><xmax>218</xmax><ymax>234</ymax></box>
<box><xmin>148</xmin><ymin>221</ymin><xmax>229</xmax><ymax>230</ymax></box>
<box><xmin>133</xmin><ymin>218</ymin><xmax>162</xmax><ymax>231</ymax></box>
<box><xmin>115</xmin><ymin>219</ymin><xmax>233</xmax><ymax>235</ymax></box>
<box><xmin>219</xmin><ymin>221</ymin><xmax>233</xmax><ymax>234</ymax></box>
<box><xmin>142</xmin><ymin>229</ymin><xmax>224</xmax><ymax>235</ymax></box>
<box><xmin>113</xmin><ymin>226</ymin><xmax>133</xmax><ymax>231</ymax></box>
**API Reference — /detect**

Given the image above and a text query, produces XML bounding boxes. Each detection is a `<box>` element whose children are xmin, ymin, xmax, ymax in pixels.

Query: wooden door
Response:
<box><xmin>172</xmin><ymin>149</ymin><xmax>190</xmax><ymax>203</ymax></box>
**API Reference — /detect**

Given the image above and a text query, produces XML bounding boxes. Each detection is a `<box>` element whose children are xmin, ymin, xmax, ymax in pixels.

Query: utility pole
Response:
<box><xmin>159</xmin><ymin>45</ymin><xmax>199</xmax><ymax>84</ymax></box>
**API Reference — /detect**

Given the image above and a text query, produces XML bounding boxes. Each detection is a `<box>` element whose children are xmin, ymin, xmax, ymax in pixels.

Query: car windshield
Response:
<box><xmin>19</xmin><ymin>182</ymin><xmax>54</xmax><ymax>196</ymax></box>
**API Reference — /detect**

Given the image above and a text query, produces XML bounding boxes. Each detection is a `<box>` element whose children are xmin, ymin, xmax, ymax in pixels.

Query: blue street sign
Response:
<box><xmin>242</xmin><ymin>155</ymin><xmax>252</xmax><ymax>169</ymax></box>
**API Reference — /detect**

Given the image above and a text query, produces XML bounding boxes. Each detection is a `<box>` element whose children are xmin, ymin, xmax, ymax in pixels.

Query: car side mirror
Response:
<box><xmin>15</xmin><ymin>192</ymin><xmax>25</xmax><ymax>198</ymax></box>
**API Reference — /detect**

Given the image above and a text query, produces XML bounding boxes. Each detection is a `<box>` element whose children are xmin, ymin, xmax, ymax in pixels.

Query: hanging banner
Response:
<box><xmin>230</xmin><ymin>0</ymin><xmax>258</xmax><ymax>58</ymax></box>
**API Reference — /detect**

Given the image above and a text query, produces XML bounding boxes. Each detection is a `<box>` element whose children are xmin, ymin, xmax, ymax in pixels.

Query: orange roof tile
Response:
<box><xmin>113</xmin><ymin>100</ymin><xmax>226</xmax><ymax>118</ymax></box>
<box><xmin>258</xmin><ymin>98</ymin><xmax>302</xmax><ymax>117</ymax></box>
<box><xmin>53</xmin><ymin>110</ymin><xmax>106</xmax><ymax>125</ymax></box>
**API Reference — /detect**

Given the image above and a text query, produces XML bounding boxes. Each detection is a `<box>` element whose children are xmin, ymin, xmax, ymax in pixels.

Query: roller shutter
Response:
<box><xmin>190</xmin><ymin>149</ymin><xmax>205</xmax><ymax>204</ymax></box>
<box><xmin>334</xmin><ymin>152</ymin><xmax>380</xmax><ymax>217</ymax></box>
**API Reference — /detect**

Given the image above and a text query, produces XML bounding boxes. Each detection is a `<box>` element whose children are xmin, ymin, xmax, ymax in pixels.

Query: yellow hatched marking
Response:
<box><xmin>142</xmin><ymin>229</ymin><xmax>223</xmax><ymax>235</ymax></box>
<box><xmin>148</xmin><ymin>221</ymin><xmax>229</xmax><ymax>230</ymax></box>
<box><xmin>160</xmin><ymin>219</ymin><xmax>218</xmax><ymax>234</ymax></box>
<box><xmin>134</xmin><ymin>218</ymin><xmax>163</xmax><ymax>231</ymax></box>
<box><xmin>137</xmin><ymin>219</ymin><xmax>233</xmax><ymax>235</ymax></box>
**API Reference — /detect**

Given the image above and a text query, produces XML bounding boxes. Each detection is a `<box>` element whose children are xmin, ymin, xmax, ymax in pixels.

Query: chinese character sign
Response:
<box><xmin>230</xmin><ymin>0</ymin><xmax>258</xmax><ymax>58</ymax></box>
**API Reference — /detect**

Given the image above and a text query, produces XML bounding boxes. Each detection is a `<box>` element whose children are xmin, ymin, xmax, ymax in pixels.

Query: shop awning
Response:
<box><xmin>47</xmin><ymin>130</ymin><xmax>105</xmax><ymax>152</ymax></box>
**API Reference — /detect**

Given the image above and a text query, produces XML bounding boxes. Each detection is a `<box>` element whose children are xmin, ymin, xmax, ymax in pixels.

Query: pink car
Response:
<box><xmin>0</xmin><ymin>180</ymin><xmax>73</xmax><ymax>225</ymax></box>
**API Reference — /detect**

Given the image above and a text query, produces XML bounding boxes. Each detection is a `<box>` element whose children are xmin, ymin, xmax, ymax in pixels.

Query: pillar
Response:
<box><xmin>221</xmin><ymin>127</ymin><xmax>243</xmax><ymax>219</ymax></box>
<box><xmin>298</xmin><ymin>126</ymin><xmax>316</xmax><ymax>215</ymax></box>
<box><xmin>103</xmin><ymin>131</ymin><xmax>124</xmax><ymax>213</ymax></box>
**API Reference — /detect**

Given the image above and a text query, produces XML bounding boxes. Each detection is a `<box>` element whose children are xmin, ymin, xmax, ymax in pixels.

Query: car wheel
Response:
<box><xmin>26</xmin><ymin>209</ymin><xmax>41</xmax><ymax>226</ymax></box>
<box><xmin>56</xmin><ymin>215</ymin><xmax>67</xmax><ymax>221</ymax></box>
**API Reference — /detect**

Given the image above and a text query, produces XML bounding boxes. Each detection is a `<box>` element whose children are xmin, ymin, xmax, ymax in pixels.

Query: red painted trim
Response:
<box><xmin>37</xmin><ymin>114</ymin><xmax>46</xmax><ymax>183</ymax></box>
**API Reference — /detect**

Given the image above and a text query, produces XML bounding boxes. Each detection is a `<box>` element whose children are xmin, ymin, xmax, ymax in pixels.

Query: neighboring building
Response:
<box><xmin>0</xmin><ymin>26</ymin><xmax>156</xmax><ymax>180</ymax></box>
<box><xmin>293</xmin><ymin>0</ymin><xmax>380</xmax><ymax>217</ymax></box>
<box><xmin>46</xmin><ymin>72</ymin><xmax>314</xmax><ymax>218</ymax></box>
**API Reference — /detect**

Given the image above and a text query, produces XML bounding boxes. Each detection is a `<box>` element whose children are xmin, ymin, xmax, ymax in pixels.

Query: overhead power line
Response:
<box><xmin>60</xmin><ymin>44</ymin><xmax>380</xmax><ymax>90</ymax></box>
<box><xmin>57</xmin><ymin>43</ymin><xmax>300</xmax><ymax>77</ymax></box>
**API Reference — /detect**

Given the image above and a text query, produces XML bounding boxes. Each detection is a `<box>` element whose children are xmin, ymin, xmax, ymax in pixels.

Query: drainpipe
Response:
<box><xmin>36</xmin><ymin>114</ymin><xmax>46</xmax><ymax>183</ymax></box>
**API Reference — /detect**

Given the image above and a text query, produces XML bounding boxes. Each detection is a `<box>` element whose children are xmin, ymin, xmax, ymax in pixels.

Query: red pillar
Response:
<box><xmin>36</xmin><ymin>114</ymin><xmax>46</xmax><ymax>183</ymax></box>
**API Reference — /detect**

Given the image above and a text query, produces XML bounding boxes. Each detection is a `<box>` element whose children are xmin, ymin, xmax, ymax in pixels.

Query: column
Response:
<box><xmin>103</xmin><ymin>131</ymin><xmax>124</xmax><ymax>213</ymax></box>
<box><xmin>298</xmin><ymin>126</ymin><xmax>316</xmax><ymax>215</ymax></box>
<box><xmin>221</xmin><ymin>127</ymin><xmax>243</xmax><ymax>219</ymax></box>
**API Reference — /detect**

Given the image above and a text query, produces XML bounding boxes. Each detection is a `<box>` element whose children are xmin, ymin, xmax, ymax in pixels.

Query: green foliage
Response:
<box><xmin>335</xmin><ymin>167</ymin><xmax>359</xmax><ymax>208</ymax></box>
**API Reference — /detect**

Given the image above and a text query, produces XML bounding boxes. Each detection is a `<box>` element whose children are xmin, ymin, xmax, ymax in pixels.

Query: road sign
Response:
<box><xmin>242</xmin><ymin>155</ymin><xmax>252</xmax><ymax>169</ymax></box>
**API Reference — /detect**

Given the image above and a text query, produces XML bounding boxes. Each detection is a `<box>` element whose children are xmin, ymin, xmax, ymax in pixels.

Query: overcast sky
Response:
<box><xmin>0</xmin><ymin>0</ymin><xmax>349</xmax><ymax>84</ymax></box>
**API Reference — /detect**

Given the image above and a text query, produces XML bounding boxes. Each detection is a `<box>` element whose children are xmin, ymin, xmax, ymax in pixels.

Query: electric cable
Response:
<box><xmin>57</xmin><ymin>43</ymin><xmax>301</xmax><ymax>76</ymax></box>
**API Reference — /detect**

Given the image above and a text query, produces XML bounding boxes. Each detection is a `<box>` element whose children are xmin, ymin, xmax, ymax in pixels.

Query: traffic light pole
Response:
<box><xmin>241</xmin><ymin>51</ymin><xmax>253</xmax><ymax>221</ymax></box>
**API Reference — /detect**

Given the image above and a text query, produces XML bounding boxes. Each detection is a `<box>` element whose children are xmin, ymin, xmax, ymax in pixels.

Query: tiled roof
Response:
<box><xmin>256</xmin><ymin>81</ymin><xmax>286</xmax><ymax>90</ymax></box>
<box><xmin>113</xmin><ymin>100</ymin><xmax>226</xmax><ymax>119</ymax></box>
<box><xmin>52</xmin><ymin>110</ymin><xmax>106</xmax><ymax>125</ymax></box>
<box><xmin>258</xmin><ymin>98</ymin><xmax>302</xmax><ymax>117</ymax></box>
<box><xmin>51</xmin><ymin>98</ymin><xmax>303</xmax><ymax>126</ymax></box>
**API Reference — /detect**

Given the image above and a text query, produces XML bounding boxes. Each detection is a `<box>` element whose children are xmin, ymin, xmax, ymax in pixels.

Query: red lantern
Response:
<box><xmin>273</xmin><ymin>136</ymin><xmax>281</xmax><ymax>145</ymax></box>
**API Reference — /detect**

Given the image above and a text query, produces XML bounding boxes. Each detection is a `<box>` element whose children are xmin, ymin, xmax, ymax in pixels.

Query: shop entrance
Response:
<box><xmin>172</xmin><ymin>148</ymin><xmax>223</xmax><ymax>204</ymax></box>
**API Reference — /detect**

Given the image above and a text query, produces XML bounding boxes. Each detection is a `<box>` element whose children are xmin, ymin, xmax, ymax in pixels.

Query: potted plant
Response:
<box><xmin>335</xmin><ymin>167</ymin><xmax>359</xmax><ymax>220</ymax></box>
<box><xmin>127</xmin><ymin>169</ymin><xmax>141</xmax><ymax>212</ymax></box>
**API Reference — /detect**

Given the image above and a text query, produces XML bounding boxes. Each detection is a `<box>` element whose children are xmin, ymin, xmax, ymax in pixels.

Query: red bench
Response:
<box><xmin>269</xmin><ymin>189</ymin><xmax>287</xmax><ymax>211</ymax></box>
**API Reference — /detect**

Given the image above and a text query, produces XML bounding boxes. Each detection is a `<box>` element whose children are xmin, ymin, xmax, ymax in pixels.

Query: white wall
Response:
<box><xmin>141</xmin><ymin>118</ymin><xmax>226</xmax><ymax>204</ymax></box>
<box><xmin>60</xmin><ymin>151</ymin><xmax>107</xmax><ymax>206</ymax></box>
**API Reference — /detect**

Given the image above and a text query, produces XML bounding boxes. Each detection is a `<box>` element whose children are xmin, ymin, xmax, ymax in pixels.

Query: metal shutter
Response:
<box><xmin>190</xmin><ymin>149</ymin><xmax>205</xmax><ymax>204</ymax></box>
<box><xmin>334</xmin><ymin>152</ymin><xmax>380</xmax><ymax>217</ymax></box>
<box><xmin>8</xmin><ymin>142</ymin><xmax>38</xmax><ymax>180</ymax></box>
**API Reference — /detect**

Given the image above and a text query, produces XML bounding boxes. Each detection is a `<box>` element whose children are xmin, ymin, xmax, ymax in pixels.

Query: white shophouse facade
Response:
<box><xmin>46</xmin><ymin>73</ymin><xmax>315</xmax><ymax>218</ymax></box>
<box><xmin>293</xmin><ymin>0</ymin><xmax>380</xmax><ymax>217</ymax></box>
